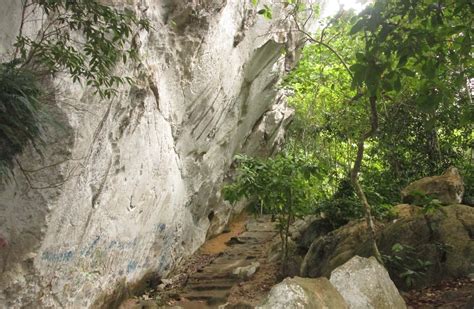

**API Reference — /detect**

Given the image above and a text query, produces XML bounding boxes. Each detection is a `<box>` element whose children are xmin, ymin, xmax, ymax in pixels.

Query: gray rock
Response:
<box><xmin>232</xmin><ymin>262</ymin><xmax>260</xmax><ymax>280</ymax></box>
<box><xmin>257</xmin><ymin>277</ymin><xmax>348</xmax><ymax>309</ymax></box>
<box><xmin>330</xmin><ymin>256</ymin><xmax>406</xmax><ymax>309</ymax></box>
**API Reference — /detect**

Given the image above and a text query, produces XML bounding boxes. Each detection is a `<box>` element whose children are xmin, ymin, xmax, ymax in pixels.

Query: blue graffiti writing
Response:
<box><xmin>42</xmin><ymin>250</ymin><xmax>74</xmax><ymax>263</ymax></box>
<box><xmin>127</xmin><ymin>260</ymin><xmax>138</xmax><ymax>273</ymax></box>
<box><xmin>41</xmin><ymin>237</ymin><xmax>138</xmax><ymax>263</ymax></box>
<box><xmin>154</xmin><ymin>223</ymin><xmax>166</xmax><ymax>233</ymax></box>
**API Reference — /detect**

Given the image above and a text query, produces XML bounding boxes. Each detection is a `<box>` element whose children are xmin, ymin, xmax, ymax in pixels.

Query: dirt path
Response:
<box><xmin>403</xmin><ymin>277</ymin><xmax>474</xmax><ymax>308</ymax></box>
<box><xmin>121</xmin><ymin>214</ymin><xmax>279</xmax><ymax>309</ymax></box>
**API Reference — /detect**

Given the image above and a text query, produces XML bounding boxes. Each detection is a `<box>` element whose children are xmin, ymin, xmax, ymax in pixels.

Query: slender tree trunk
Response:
<box><xmin>283</xmin><ymin>190</ymin><xmax>293</xmax><ymax>270</ymax></box>
<box><xmin>350</xmin><ymin>96</ymin><xmax>383</xmax><ymax>263</ymax></box>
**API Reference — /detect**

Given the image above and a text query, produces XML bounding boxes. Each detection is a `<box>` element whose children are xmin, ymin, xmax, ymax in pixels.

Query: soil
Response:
<box><xmin>403</xmin><ymin>277</ymin><xmax>474</xmax><ymax>309</ymax></box>
<box><xmin>199</xmin><ymin>212</ymin><xmax>248</xmax><ymax>255</ymax></box>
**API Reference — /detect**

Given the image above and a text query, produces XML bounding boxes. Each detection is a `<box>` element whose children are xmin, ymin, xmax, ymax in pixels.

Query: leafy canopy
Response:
<box><xmin>14</xmin><ymin>0</ymin><xmax>150</xmax><ymax>98</ymax></box>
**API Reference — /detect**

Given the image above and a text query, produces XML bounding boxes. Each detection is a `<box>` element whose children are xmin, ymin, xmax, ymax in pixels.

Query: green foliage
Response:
<box><xmin>0</xmin><ymin>0</ymin><xmax>149</xmax><ymax>178</ymax></box>
<box><xmin>257</xmin><ymin>5</ymin><xmax>273</xmax><ymax>19</ymax></box>
<box><xmin>283</xmin><ymin>0</ymin><xmax>473</xmax><ymax>210</ymax></box>
<box><xmin>363</xmin><ymin>97</ymin><xmax>473</xmax><ymax>201</ymax></box>
<box><xmin>223</xmin><ymin>152</ymin><xmax>320</xmax><ymax>264</ymax></box>
<box><xmin>0</xmin><ymin>61</ymin><xmax>43</xmax><ymax>178</ymax></box>
<box><xmin>348</xmin><ymin>0</ymin><xmax>473</xmax><ymax>107</ymax></box>
<box><xmin>459</xmin><ymin>161</ymin><xmax>474</xmax><ymax>205</ymax></box>
<box><xmin>14</xmin><ymin>0</ymin><xmax>150</xmax><ymax>98</ymax></box>
<box><xmin>316</xmin><ymin>178</ymin><xmax>363</xmax><ymax>228</ymax></box>
<box><xmin>383</xmin><ymin>243</ymin><xmax>432</xmax><ymax>288</ymax></box>
<box><xmin>283</xmin><ymin>11</ymin><xmax>366</xmax><ymax>195</ymax></box>
<box><xmin>404</xmin><ymin>189</ymin><xmax>443</xmax><ymax>214</ymax></box>
<box><xmin>223</xmin><ymin>153</ymin><xmax>320</xmax><ymax>216</ymax></box>
<box><xmin>316</xmin><ymin>177</ymin><xmax>396</xmax><ymax>228</ymax></box>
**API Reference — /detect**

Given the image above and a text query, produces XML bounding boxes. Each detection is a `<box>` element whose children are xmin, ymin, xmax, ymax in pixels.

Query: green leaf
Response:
<box><xmin>417</xmin><ymin>94</ymin><xmax>440</xmax><ymax>114</ymax></box>
<box><xmin>397</xmin><ymin>55</ymin><xmax>408</xmax><ymax>67</ymax></box>
<box><xmin>421</xmin><ymin>61</ymin><xmax>437</xmax><ymax>79</ymax></box>
<box><xmin>355</xmin><ymin>52</ymin><xmax>365</xmax><ymax>61</ymax></box>
<box><xmin>392</xmin><ymin>243</ymin><xmax>404</xmax><ymax>253</ymax></box>
<box><xmin>393</xmin><ymin>77</ymin><xmax>402</xmax><ymax>91</ymax></box>
<box><xmin>350</xmin><ymin>19</ymin><xmax>366</xmax><ymax>35</ymax></box>
<box><xmin>399</xmin><ymin>68</ymin><xmax>416</xmax><ymax>78</ymax></box>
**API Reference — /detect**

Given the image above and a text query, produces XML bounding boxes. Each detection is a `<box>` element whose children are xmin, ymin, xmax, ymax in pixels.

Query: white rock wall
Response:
<box><xmin>0</xmin><ymin>0</ymin><xmax>300</xmax><ymax>307</ymax></box>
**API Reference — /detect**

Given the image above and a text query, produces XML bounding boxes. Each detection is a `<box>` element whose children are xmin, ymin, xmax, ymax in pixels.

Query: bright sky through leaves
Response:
<box><xmin>322</xmin><ymin>0</ymin><xmax>367</xmax><ymax>17</ymax></box>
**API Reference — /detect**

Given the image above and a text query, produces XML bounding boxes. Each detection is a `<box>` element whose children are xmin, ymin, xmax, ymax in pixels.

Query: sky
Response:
<box><xmin>321</xmin><ymin>0</ymin><xmax>367</xmax><ymax>17</ymax></box>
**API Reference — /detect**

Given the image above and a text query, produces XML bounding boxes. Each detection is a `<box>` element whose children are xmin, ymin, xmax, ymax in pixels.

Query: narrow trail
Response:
<box><xmin>121</xmin><ymin>214</ymin><xmax>279</xmax><ymax>309</ymax></box>
<box><xmin>173</xmin><ymin>216</ymin><xmax>276</xmax><ymax>308</ymax></box>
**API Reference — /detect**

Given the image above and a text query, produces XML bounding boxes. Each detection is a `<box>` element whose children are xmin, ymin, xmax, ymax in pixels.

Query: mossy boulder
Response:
<box><xmin>301</xmin><ymin>204</ymin><xmax>474</xmax><ymax>290</ymax></box>
<box><xmin>300</xmin><ymin>220</ymin><xmax>382</xmax><ymax>278</ymax></box>
<box><xmin>401</xmin><ymin>167</ymin><xmax>464</xmax><ymax>205</ymax></box>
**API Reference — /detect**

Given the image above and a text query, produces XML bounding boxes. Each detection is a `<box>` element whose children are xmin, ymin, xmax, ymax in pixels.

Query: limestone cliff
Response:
<box><xmin>0</xmin><ymin>0</ymin><xmax>300</xmax><ymax>307</ymax></box>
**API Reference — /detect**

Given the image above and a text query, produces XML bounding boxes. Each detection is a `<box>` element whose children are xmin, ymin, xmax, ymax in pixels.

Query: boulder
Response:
<box><xmin>330</xmin><ymin>256</ymin><xmax>406</xmax><ymax>309</ymax></box>
<box><xmin>297</xmin><ymin>218</ymin><xmax>334</xmax><ymax>251</ymax></box>
<box><xmin>392</xmin><ymin>204</ymin><xmax>421</xmax><ymax>219</ymax></box>
<box><xmin>379</xmin><ymin>204</ymin><xmax>474</xmax><ymax>289</ymax></box>
<box><xmin>267</xmin><ymin>236</ymin><xmax>297</xmax><ymax>263</ymax></box>
<box><xmin>300</xmin><ymin>220</ymin><xmax>382</xmax><ymax>278</ymax></box>
<box><xmin>401</xmin><ymin>167</ymin><xmax>464</xmax><ymax>205</ymax></box>
<box><xmin>232</xmin><ymin>262</ymin><xmax>260</xmax><ymax>280</ymax></box>
<box><xmin>300</xmin><ymin>204</ymin><xmax>474</xmax><ymax>290</ymax></box>
<box><xmin>256</xmin><ymin>277</ymin><xmax>348</xmax><ymax>309</ymax></box>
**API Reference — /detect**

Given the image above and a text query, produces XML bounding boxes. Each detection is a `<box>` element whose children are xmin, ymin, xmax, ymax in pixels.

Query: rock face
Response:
<box><xmin>330</xmin><ymin>256</ymin><xmax>406</xmax><ymax>309</ymax></box>
<box><xmin>401</xmin><ymin>167</ymin><xmax>464</xmax><ymax>205</ymax></box>
<box><xmin>0</xmin><ymin>1</ymin><xmax>305</xmax><ymax>307</ymax></box>
<box><xmin>301</xmin><ymin>204</ymin><xmax>474</xmax><ymax>290</ymax></box>
<box><xmin>257</xmin><ymin>277</ymin><xmax>348</xmax><ymax>309</ymax></box>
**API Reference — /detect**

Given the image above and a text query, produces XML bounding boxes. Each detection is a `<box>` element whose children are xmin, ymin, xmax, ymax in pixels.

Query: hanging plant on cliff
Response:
<box><xmin>14</xmin><ymin>0</ymin><xmax>150</xmax><ymax>98</ymax></box>
<box><xmin>0</xmin><ymin>61</ymin><xmax>43</xmax><ymax>178</ymax></box>
<box><xmin>0</xmin><ymin>0</ymin><xmax>150</xmax><ymax>179</ymax></box>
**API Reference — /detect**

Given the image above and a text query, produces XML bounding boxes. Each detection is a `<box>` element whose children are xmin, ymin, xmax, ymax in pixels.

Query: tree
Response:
<box><xmin>284</xmin><ymin>0</ymin><xmax>473</xmax><ymax>262</ymax></box>
<box><xmin>223</xmin><ymin>153</ymin><xmax>320</xmax><ymax>270</ymax></box>
<box><xmin>345</xmin><ymin>0</ymin><xmax>472</xmax><ymax>261</ymax></box>
<box><xmin>1</xmin><ymin>0</ymin><xmax>150</xmax><ymax>179</ymax></box>
<box><xmin>14</xmin><ymin>0</ymin><xmax>150</xmax><ymax>98</ymax></box>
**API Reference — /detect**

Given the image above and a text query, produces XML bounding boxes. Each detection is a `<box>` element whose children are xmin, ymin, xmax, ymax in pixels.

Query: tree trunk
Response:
<box><xmin>350</xmin><ymin>96</ymin><xmax>383</xmax><ymax>263</ymax></box>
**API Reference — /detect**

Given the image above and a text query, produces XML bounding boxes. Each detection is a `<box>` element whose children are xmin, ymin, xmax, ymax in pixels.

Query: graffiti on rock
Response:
<box><xmin>42</xmin><ymin>237</ymin><xmax>138</xmax><ymax>263</ymax></box>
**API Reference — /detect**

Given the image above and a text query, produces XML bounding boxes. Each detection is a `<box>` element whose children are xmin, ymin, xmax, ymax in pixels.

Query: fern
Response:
<box><xmin>0</xmin><ymin>61</ymin><xmax>43</xmax><ymax>179</ymax></box>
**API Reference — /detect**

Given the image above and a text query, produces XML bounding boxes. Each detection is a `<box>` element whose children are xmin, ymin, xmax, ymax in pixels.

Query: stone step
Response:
<box><xmin>186</xmin><ymin>282</ymin><xmax>235</xmax><ymax>291</ymax></box>
<box><xmin>164</xmin><ymin>216</ymin><xmax>277</xmax><ymax>307</ymax></box>
<box><xmin>181</xmin><ymin>289</ymin><xmax>230</xmax><ymax>306</ymax></box>
<box><xmin>190</xmin><ymin>273</ymin><xmax>235</xmax><ymax>281</ymax></box>
<box><xmin>188</xmin><ymin>275</ymin><xmax>237</xmax><ymax>282</ymax></box>
<box><xmin>239</xmin><ymin>231</ymin><xmax>276</xmax><ymax>239</ymax></box>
